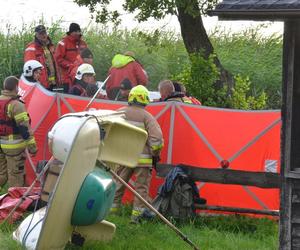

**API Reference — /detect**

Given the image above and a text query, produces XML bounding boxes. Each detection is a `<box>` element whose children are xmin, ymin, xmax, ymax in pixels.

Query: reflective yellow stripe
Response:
<box><xmin>138</xmin><ymin>158</ymin><xmax>152</xmax><ymax>164</ymax></box>
<box><xmin>183</xmin><ymin>99</ymin><xmax>193</xmax><ymax>104</ymax></box>
<box><xmin>14</xmin><ymin>112</ymin><xmax>29</xmax><ymax>122</ymax></box>
<box><xmin>1</xmin><ymin>141</ymin><xmax>27</xmax><ymax>149</ymax></box>
<box><xmin>132</xmin><ymin>209</ymin><xmax>142</xmax><ymax>216</ymax></box>
<box><xmin>151</xmin><ymin>144</ymin><xmax>163</xmax><ymax>151</ymax></box>
<box><xmin>1</xmin><ymin>138</ymin><xmax>36</xmax><ymax>149</ymax></box>
<box><xmin>7</xmin><ymin>104</ymin><xmax>13</xmax><ymax>118</ymax></box>
<box><xmin>48</xmin><ymin>76</ymin><xmax>55</xmax><ymax>81</ymax></box>
<box><xmin>27</xmin><ymin>138</ymin><xmax>36</xmax><ymax>145</ymax></box>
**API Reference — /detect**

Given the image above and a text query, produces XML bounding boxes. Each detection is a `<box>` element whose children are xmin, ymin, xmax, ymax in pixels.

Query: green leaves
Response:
<box><xmin>228</xmin><ymin>75</ymin><xmax>267</xmax><ymax>110</ymax></box>
<box><xmin>173</xmin><ymin>53</ymin><xmax>268</xmax><ymax>109</ymax></box>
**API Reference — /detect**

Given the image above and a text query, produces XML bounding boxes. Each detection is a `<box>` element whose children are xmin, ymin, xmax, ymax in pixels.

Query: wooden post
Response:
<box><xmin>280</xmin><ymin>19</ymin><xmax>300</xmax><ymax>250</ymax></box>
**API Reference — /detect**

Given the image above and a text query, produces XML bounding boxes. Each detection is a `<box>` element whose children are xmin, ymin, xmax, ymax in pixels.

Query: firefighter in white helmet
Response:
<box><xmin>69</xmin><ymin>63</ymin><xmax>96</xmax><ymax>96</ymax></box>
<box><xmin>23</xmin><ymin>60</ymin><xmax>43</xmax><ymax>83</ymax></box>
<box><xmin>111</xmin><ymin>85</ymin><xmax>164</xmax><ymax>223</ymax></box>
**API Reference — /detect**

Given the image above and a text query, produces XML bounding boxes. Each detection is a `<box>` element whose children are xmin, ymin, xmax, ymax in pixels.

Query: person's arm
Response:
<box><xmin>55</xmin><ymin>40</ymin><xmax>72</xmax><ymax>70</ymax></box>
<box><xmin>144</xmin><ymin>112</ymin><xmax>164</xmax><ymax>156</ymax></box>
<box><xmin>11</xmin><ymin>101</ymin><xmax>37</xmax><ymax>155</ymax></box>
<box><xmin>134</xmin><ymin>62</ymin><xmax>148</xmax><ymax>86</ymax></box>
<box><xmin>24</xmin><ymin>44</ymin><xmax>37</xmax><ymax>62</ymax></box>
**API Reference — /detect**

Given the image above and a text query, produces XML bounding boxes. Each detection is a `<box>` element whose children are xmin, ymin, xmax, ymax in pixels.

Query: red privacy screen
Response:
<box><xmin>19</xmin><ymin>78</ymin><xmax>281</xmax><ymax>212</ymax></box>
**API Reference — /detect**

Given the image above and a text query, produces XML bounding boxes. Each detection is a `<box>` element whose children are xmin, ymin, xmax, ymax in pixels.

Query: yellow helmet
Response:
<box><xmin>128</xmin><ymin>85</ymin><xmax>150</xmax><ymax>106</ymax></box>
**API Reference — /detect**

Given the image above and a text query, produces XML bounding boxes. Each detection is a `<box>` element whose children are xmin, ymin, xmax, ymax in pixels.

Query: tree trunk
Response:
<box><xmin>176</xmin><ymin>2</ymin><xmax>233</xmax><ymax>88</ymax></box>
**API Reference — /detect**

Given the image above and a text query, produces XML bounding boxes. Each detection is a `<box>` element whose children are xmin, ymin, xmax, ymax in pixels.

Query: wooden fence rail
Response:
<box><xmin>156</xmin><ymin>164</ymin><xmax>280</xmax><ymax>189</ymax></box>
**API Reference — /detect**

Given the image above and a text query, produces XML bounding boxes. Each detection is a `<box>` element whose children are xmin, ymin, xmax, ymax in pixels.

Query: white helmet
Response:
<box><xmin>23</xmin><ymin>60</ymin><xmax>43</xmax><ymax>77</ymax></box>
<box><xmin>75</xmin><ymin>63</ymin><xmax>95</xmax><ymax>80</ymax></box>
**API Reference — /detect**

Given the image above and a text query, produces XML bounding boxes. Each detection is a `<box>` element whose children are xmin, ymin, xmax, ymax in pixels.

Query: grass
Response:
<box><xmin>0</xmin><ymin>205</ymin><xmax>278</xmax><ymax>250</ymax></box>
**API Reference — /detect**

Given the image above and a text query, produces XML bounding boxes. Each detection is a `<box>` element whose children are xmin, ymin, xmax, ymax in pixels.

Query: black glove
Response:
<box><xmin>152</xmin><ymin>155</ymin><xmax>161</xmax><ymax>170</ymax></box>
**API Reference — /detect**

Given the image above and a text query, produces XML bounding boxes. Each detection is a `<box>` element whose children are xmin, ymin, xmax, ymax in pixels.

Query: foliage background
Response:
<box><xmin>0</xmin><ymin>23</ymin><xmax>282</xmax><ymax>109</ymax></box>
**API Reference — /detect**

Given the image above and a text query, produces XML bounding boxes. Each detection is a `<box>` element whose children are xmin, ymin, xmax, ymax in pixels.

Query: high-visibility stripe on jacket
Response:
<box><xmin>24</xmin><ymin>38</ymin><xmax>59</xmax><ymax>88</ymax></box>
<box><xmin>165</xmin><ymin>93</ymin><xmax>193</xmax><ymax>104</ymax></box>
<box><xmin>0</xmin><ymin>90</ymin><xmax>37</xmax><ymax>153</ymax></box>
<box><xmin>118</xmin><ymin>105</ymin><xmax>164</xmax><ymax>167</ymax></box>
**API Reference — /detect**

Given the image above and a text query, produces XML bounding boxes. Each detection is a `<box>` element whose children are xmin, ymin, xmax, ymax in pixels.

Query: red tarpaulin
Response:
<box><xmin>18</xmin><ymin>77</ymin><xmax>281</xmax><ymax>212</ymax></box>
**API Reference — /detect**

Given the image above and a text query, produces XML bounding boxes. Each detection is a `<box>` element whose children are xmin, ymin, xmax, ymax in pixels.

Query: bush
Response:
<box><xmin>173</xmin><ymin>54</ymin><xmax>267</xmax><ymax>109</ymax></box>
<box><xmin>228</xmin><ymin>75</ymin><xmax>267</xmax><ymax>110</ymax></box>
<box><xmin>173</xmin><ymin>53</ymin><xmax>227</xmax><ymax>107</ymax></box>
<box><xmin>210</xmin><ymin>25</ymin><xmax>282</xmax><ymax>108</ymax></box>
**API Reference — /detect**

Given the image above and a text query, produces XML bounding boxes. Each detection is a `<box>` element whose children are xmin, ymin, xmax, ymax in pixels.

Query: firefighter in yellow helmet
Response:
<box><xmin>111</xmin><ymin>85</ymin><xmax>164</xmax><ymax>223</ymax></box>
<box><xmin>0</xmin><ymin>76</ymin><xmax>37</xmax><ymax>188</ymax></box>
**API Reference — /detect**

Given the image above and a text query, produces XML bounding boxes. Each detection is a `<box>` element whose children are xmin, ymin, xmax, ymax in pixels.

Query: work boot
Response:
<box><xmin>130</xmin><ymin>208</ymin><xmax>143</xmax><ymax>224</ymax></box>
<box><xmin>110</xmin><ymin>204</ymin><xmax>120</xmax><ymax>214</ymax></box>
<box><xmin>141</xmin><ymin>208</ymin><xmax>156</xmax><ymax>220</ymax></box>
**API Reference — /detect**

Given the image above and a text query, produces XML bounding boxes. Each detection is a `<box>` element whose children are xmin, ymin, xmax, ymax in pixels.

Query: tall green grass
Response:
<box><xmin>0</xmin><ymin>22</ymin><xmax>282</xmax><ymax>108</ymax></box>
<box><xmin>211</xmin><ymin>25</ymin><xmax>282</xmax><ymax>108</ymax></box>
<box><xmin>0</xmin><ymin>210</ymin><xmax>278</xmax><ymax>250</ymax></box>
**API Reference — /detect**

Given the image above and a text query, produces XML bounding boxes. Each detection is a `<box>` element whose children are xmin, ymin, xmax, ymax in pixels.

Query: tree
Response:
<box><xmin>74</xmin><ymin>0</ymin><xmax>233</xmax><ymax>86</ymax></box>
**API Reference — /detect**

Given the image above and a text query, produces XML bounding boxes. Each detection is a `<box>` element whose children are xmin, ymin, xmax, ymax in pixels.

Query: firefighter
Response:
<box><xmin>158</xmin><ymin>79</ymin><xmax>193</xmax><ymax>104</ymax></box>
<box><xmin>24</xmin><ymin>25</ymin><xmax>59</xmax><ymax>90</ymax></box>
<box><xmin>23</xmin><ymin>60</ymin><xmax>44</xmax><ymax>83</ymax></box>
<box><xmin>106</xmin><ymin>51</ymin><xmax>148</xmax><ymax>100</ymax></box>
<box><xmin>68</xmin><ymin>48</ymin><xmax>94</xmax><ymax>85</ymax></box>
<box><xmin>173</xmin><ymin>81</ymin><xmax>201</xmax><ymax>105</ymax></box>
<box><xmin>69</xmin><ymin>63</ymin><xmax>96</xmax><ymax>96</ymax></box>
<box><xmin>111</xmin><ymin>85</ymin><xmax>164</xmax><ymax>223</ymax></box>
<box><xmin>55</xmin><ymin>23</ymin><xmax>88</xmax><ymax>93</ymax></box>
<box><xmin>0</xmin><ymin>76</ymin><xmax>37</xmax><ymax>188</ymax></box>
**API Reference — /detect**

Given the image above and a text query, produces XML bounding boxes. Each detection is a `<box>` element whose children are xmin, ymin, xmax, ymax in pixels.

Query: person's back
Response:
<box><xmin>0</xmin><ymin>76</ymin><xmax>37</xmax><ymax>187</ymax></box>
<box><xmin>118</xmin><ymin>105</ymin><xmax>163</xmax><ymax>158</ymax></box>
<box><xmin>106</xmin><ymin>52</ymin><xmax>148</xmax><ymax>100</ymax></box>
<box><xmin>112</xmin><ymin>85</ymin><xmax>163</xmax><ymax>223</ymax></box>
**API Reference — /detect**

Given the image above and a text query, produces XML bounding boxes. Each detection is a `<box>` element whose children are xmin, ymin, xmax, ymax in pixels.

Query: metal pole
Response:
<box><xmin>84</xmin><ymin>75</ymin><xmax>110</xmax><ymax>111</ymax></box>
<box><xmin>104</xmin><ymin>163</ymin><xmax>200</xmax><ymax>250</ymax></box>
<box><xmin>25</xmin><ymin>149</ymin><xmax>38</xmax><ymax>178</ymax></box>
<box><xmin>0</xmin><ymin>157</ymin><xmax>54</xmax><ymax>225</ymax></box>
